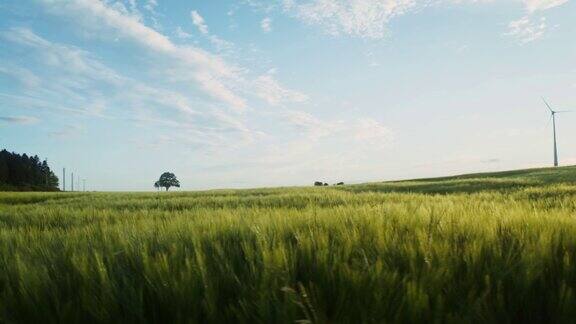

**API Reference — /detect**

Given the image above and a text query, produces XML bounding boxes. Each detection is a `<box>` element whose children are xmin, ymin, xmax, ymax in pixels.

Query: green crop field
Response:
<box><xmin>2</xmin><ymin>166</ymin><xmax>576</xmax><ymax>323</ymax></box>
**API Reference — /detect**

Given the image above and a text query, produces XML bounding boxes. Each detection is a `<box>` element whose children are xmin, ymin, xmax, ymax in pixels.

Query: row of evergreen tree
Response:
<box><xmin>0</xmin><ymin>149</ymin><xmax>59</xmax><ymax>191</ymax></box>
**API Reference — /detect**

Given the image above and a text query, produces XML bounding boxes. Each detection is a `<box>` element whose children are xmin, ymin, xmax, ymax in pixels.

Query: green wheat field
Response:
<box><xmin>2</xmin><ymin>166</ymin><xmax>576</xmax><ymax>323</ymax></box>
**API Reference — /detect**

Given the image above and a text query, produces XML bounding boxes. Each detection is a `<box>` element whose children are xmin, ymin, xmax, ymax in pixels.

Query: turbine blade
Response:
<box><xmin>555</xmin><ymin>110</ymin><xmax>572</xmax><ymax>113</ymax></box>
<box><xmin>542</xmin><ymin>97</ymin><xmax>554</xmax><ymax>113</ymax></box>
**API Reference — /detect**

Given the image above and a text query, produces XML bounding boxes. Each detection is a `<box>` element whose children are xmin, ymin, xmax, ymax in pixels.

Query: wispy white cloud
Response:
<box><xmin>38</xmin><ymin>0</ymin><xmax>306</xmax><ymax>111</ymax></box>
<box><xmin>39</xmin><ymin>0</ymin><xmax>245</xmax><ymax>110</ymax></box>
<box><xmin>48</xmin><ymin>124</ymin><xmax>84</xmax><ymax>138</ymax></box>
<box><xmin>249</xmin><ymin>0</ymin><xmax>570</xmax><ymax>42</ymax></box>
<box><xmin>1</xmin><ymin>27</ymin><xmax>125</xmax><ymax>117</ymax></box>
<box><xmin>505</xmin><ymin>0</ymin><xmax>568</xmax><ymax>43</ymax></box>
<box><xmin>227</xmin><ymin>110</ymin><xmax>397</xmax><ymax>184</ymax></box>
<box><xmin>282</xmin><ymin>0</ymin><xmax>418</xmax><ymax>39</ymax></box>
<box><xmin>2</xmin><ymin>27</ymin><xmax>123</xmax><ymax>86</ymax></box>
<box><xmin>261</xmin><ymin>17</ymin><xmax>273</xmax><ymax>32</ymax></box>
<box><xmin>0</xmin><ymin>65</ymin><xmax>41</xmax><ymax>88</ymax></box>
<box><xmin>0</xmin><ymin>115</ymin><xmax>39</xmax><ymax>125</ymax></box>
<box><xmin>506</xmin><ymin>16</ymin><xmax>548</xmax><ymax>43</ymax></box>
<box><xmin>283</xmin><ymin>110</ymin><xmax>339</xmax><ymax>139</ymax></box>
<box><xmin>187</xmin><ymin>10</ymin><xmax>235</xmax><ymax>52</ymax></box>
<box><xmin>144</xmin><ymin>0</ymin><xmax>158</xmax><ymax>13</ymax></box>
<box><xmin>523</xmin><ymin>0</ymin><xmax>569</xmax><ymax>12</ymax></box>
<box><xmin>253</xmin><ymin>73</ymin><xmax>308</xmax><ymax>105</ymax></box>
<box><xmin>190</xmin><ymin>10</ymin><xmax>209</xmax><ymax>34</ymax></box>
<box><xmin>283</xmin><ymin>110</ymin><xmax>394</xmax><ymax>148</ymax></box>
<box><xmin>175</xmin><ymin>26</ymin><xmax>192</xmax><ymax>39</ymax></box>
<box><xmin>353</xmin><ymin>118</ymin><xmax>394</xmax><ymax>145</ymax></box>
<box><xmin>0</xmin><ymin>92</ymin><xmax>107</xmax><ymax>117</ymax></box>
<box><xmin>0</xmin><ymin>28</ymin><xmax>256</xmax><ymax>147</ymax></box>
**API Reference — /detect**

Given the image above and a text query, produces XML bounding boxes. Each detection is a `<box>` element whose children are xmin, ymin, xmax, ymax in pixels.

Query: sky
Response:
<box><xmin>0</xmin><ymin>0</ymin><xmax>575</xmax><ymax>191</ymax></box>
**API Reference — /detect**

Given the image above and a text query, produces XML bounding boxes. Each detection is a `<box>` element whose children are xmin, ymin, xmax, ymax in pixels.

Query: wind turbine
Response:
<box><xmin>542</xmin><ymin>98</ymin><xmax>570</xmax><ymax>167</ymax></box>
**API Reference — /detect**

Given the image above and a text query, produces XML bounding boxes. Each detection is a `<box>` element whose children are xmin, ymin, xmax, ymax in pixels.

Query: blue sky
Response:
<box><xmin>1</xmin><ymin>0</ymin><xmax>575</xmax><ymax>191</ymax></box>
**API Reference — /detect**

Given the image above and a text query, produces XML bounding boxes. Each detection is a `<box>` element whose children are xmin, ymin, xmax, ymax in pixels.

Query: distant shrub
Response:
<box><xmin>155</xmin><ymin>172</ymin><xmax>181</xmax><ymax>191</ymax></box>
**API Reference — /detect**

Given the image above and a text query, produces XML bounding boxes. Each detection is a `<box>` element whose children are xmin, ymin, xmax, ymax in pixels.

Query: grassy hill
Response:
<box><xmin>1</xmin><ymin>166</ymin><xmax>576</xmax><ymax>323</ymax></box>
<box><xmin>344</xmin><ymin>165</ymin><xmax>576</xmax><ymax>194</ymax></box>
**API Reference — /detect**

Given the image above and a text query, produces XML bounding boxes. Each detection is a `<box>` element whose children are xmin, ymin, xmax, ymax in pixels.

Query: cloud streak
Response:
<box><xmin>39</xmin><ymin>0</ymin><xmax>307</xmax><ymax>111</ymax></box>
<box><xmin>505</xmin><ymin>0</ymin><xmax>568</xmax><ymax>43</ymax></box>
<box><xmin>282</xmin><ymin>0</ymin><xmax>418</xmax><ymax>39</ymax></box>
<box><xmin>261</xmin><ymin>17</ymin><xmax>272</xmax><ymax>32</ymax></box>
<box><xmin>283</xmin><ymin>110</ymin><xmax>394</xmax><ymax>148</ymax></box>
<box><xmin>253</xmin><ymin>73</ymin><xmax>308</xmax><ymax>105</ymax></box>
<box><xmin>250</xmin><ymin>0</ymin><xmax>571</xmax><ymax>42</ymax></box>
<box><xmin>506</xmin><ymin>16</ymin><xmax>548</xmax><ymax>43</ymax></box>
<box><xmin>523</xmin><ymin>0</ymin><xmax>570</xmax><ymax>12</ymax></box>
<box><xmin>0</xmin><ymin>27</ymin><xmax>257</xmax><ymax>150</ymax></box>
<box><xmin>40</xmin><ymin>0</ymin><xmax>246</xmax><ymax>109</ymax></box>
<box><xmin>0</xmin><ymin>116</ymin><xmax>39</xmax><ymax>125</ymax></box>
<box><xmin>191</xmin><ymin>10</ymin><xmax>209</xmax><ymax>34</ymax></box>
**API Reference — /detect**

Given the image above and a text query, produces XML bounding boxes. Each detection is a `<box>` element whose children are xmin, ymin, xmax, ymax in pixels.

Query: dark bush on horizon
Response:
<box><xmin>0</xmin><ymin>149</ymin><xmax>59</xmax><ymax>191</ymax></box>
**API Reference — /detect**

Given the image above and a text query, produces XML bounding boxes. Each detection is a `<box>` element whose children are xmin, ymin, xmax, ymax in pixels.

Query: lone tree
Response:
<box><xmin>155</xmin><ymin>172</ymin><xmax>180</xmax><ymax>191</ymax></box>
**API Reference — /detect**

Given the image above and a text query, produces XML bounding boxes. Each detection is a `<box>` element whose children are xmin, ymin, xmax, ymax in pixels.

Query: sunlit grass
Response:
<box><xmin>1</xmin><ymin>166</ymin><xmax>576</xmax><ymax>323</ymax></box>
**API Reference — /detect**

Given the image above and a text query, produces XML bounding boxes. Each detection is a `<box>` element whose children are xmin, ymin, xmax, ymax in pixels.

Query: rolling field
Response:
<box><xmin>2</xmin><ymin>166</ymin><xmax>576</xmax><ymax>323</ymax></box>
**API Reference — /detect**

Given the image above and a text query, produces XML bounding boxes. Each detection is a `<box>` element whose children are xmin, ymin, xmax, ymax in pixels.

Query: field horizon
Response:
<box><xmin>160</xmin><ymin>164</ymin><xmax>576</xmax><ymax>194</ymax></box>
<box><xmin>38</xmin><ymin>164</ymin><xmax>576</xmax><ymax>194</ymax></box>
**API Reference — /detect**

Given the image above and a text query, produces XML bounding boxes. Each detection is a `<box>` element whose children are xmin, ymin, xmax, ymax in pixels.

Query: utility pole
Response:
<box><xmin>63</xmin><ymin>168</ymin><xmax>66</xmax><ymax>191</ymax></box>
<box><xmin>71</xmin><ymin>172</ymin><xmax>74</xmax><ymax>192</ymax></box>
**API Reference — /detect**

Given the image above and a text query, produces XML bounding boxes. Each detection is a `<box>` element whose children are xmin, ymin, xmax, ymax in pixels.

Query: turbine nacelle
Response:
<box><xmin>543</xmin><ymin>98</ymin><xmax>571</xmax><ymax>115</ymax></box>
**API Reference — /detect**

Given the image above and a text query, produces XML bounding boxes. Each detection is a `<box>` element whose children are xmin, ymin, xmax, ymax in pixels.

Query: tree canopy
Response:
<box><xmin>155</xmin><ymin>172</ymin><xmax>180</xmax><ymax>191</ymax></box>
<box><xmin>0</xmin><ymin>149</ymin><xmax>59</xmax><ymax>191</ymax></box>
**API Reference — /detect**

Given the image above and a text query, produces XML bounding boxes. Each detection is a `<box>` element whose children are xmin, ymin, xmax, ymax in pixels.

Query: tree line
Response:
<box><xmin>0</xmin><ymin>149</ymin><xmax>59</xmax><ymax>191</ymax></box>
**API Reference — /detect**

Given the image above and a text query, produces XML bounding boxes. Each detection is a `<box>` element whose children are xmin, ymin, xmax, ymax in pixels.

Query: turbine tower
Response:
<box><xmin>542</xmin><ymin>98</ymin><xmax>570</xmax><ymax>167</ymax></box>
